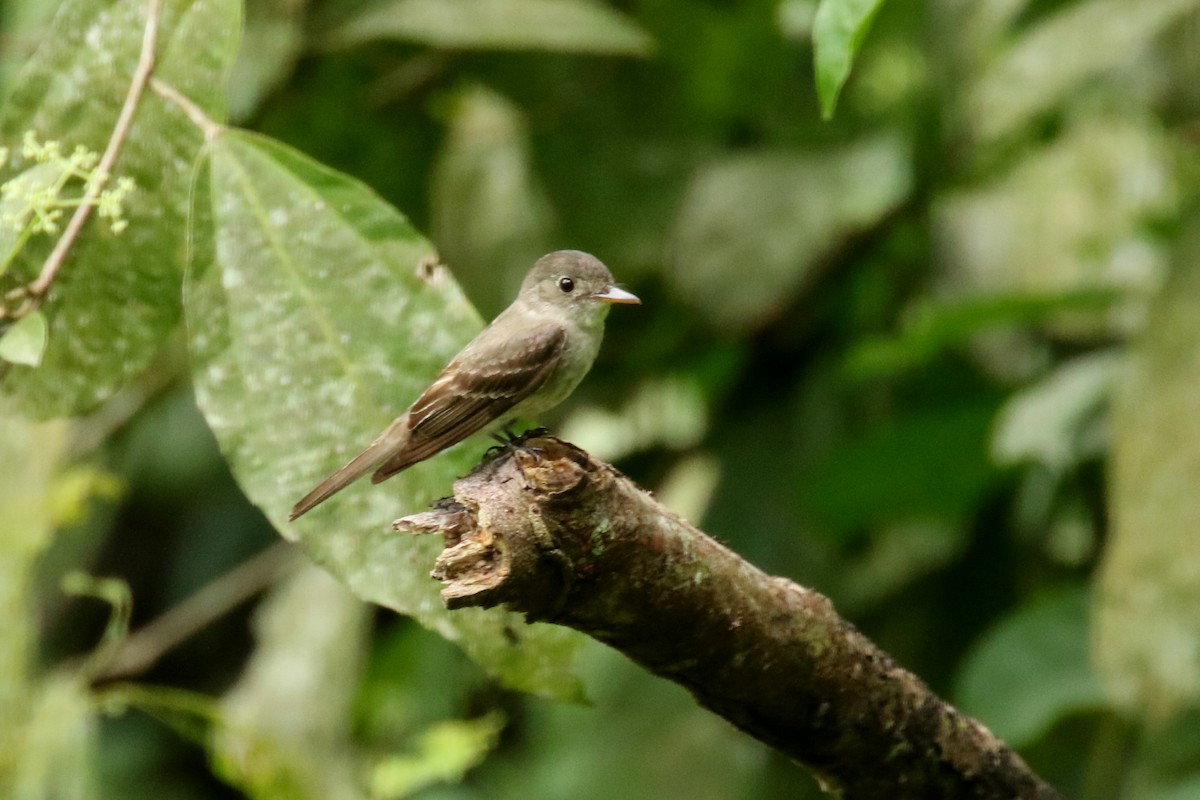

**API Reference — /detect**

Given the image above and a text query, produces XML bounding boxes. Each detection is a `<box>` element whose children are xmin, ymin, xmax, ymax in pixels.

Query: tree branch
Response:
<box><xmin>397</xmin><ymin>435</ymin><xmax>1063</xmax><ymax>800</ymax></box>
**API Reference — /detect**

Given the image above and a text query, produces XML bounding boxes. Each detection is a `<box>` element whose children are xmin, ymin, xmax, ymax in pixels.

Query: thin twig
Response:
<box><xmin>95</xmin><ymin>542</ymin><xmax>301</xmax><ymax>682</ymax></box>
<box><xmin>149</xmin><ymin>77</ymin><xmax>223</xmax><ymax>141</ymax></box>
<box><xmin>25</xmin><ymin>0</ymin><xmax>162</xmax><ymax>303</ymax></box>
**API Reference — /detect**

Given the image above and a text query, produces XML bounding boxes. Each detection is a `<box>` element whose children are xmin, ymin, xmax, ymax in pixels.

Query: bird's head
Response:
<box><xmin>520</xmin><ymin>251</ymin><xmax>640</xmax><ymax>323</ymax></box>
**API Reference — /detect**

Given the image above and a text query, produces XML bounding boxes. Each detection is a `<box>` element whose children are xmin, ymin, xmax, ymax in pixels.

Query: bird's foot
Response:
<box><xmin>491</xmin><ymin>425</ymin><xmax>549</xmax><ymax>445</ymax></box>
<box><xmin>486</xmin><ymin>427</ymin><xmax>550</xmax><ymax>459</ymax></box>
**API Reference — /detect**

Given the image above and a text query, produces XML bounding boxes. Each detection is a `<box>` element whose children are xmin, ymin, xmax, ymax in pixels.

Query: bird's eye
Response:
<box><xmin>558</xmin><ymin>277</ymin><xmax>575</xmax><ymax>293</ymax></box>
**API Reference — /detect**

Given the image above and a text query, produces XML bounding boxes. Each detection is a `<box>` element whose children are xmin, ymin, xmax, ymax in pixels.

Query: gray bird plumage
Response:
<box><xmin>289</xmin><ymin>250</ymin><xmax>638</xmax><ymax>520</ymax></box>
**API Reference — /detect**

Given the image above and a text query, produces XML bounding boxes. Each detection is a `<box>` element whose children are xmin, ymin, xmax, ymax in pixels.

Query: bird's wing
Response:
<box><xmin>371</xmin><ymin>324</ymin><xmax>566</xmax><ymax>481</ymax></box>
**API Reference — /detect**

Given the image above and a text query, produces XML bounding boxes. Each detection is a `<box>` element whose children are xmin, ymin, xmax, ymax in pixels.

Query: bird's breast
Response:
<box><xmin>510</xmin><ymin>319</ymin><xmax>603</xmax><ymax>419</ymax></box>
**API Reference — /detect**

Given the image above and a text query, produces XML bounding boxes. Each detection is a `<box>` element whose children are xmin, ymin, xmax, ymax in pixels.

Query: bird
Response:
<box><xmin>289</xmin><ymin>250</ymin><xmax>640</xmax><ymax>520</ymax></box>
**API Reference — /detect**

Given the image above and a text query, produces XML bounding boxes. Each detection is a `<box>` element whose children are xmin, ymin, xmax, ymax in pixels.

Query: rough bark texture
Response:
<box><xmin>396</xmin><ymin>435</ymin><xmax>1063</xmax><ymax>800</ymax></box>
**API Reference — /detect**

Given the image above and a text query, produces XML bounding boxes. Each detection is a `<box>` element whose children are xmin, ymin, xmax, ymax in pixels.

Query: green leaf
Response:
<box><xmin>667</xmin><ymin>135</ymin><xmax>911</xmax><ymax>333</ymax></box>
<box><xmin>370</xmin><ymin>712</ymin><xmax>504</xmax><ymax>798</ymax></box>
<box><xmin>187</xmin><ymin>129</ymin><xmax>585</xmax><ymax>701</ymax></box>
<box><xmin>214</xmin><ymin>565</ymin><xmax>370</xmax><ymax>800</ymax></box>
<box><xmin>799</xmin><ymin>399</ymin><xmax>1001</xmax><ymax>538</ymax></box>
<box><xmin>812</xmin><ymin>0</ymin><xmax>888</xmax><ymax>119</ymax></box>
<box><xmin>0</xmin><ymin>310</ymin><xmax>48</xmax><ymax>366</ymax></box>
<box><xmin>968</xmin><ymin>0</ymin><xmax>1199</xmax><ymax>142</ymax></box>
<box><xmin>430</xmin><ymin>85</ymin><xmax>554</xmax><ymax>318</ymax></box>
<box><xmin>327</xmin><ymin>0</ymin><xmax>654</xmax><ymax>56</ymax></box>
<box><xmin>844</xmin><ymin>289</ymin><xmax>1120</xmax><ymax>381</ymax></box>
<box><xmin>1124</xmin><ymin>709</ymin><xmax>1200</xmax><ymax>800</ymax></box>
<box><xmin>1098</xmin><ymin>238</ymin><xmax>1200</xmax><ymax>721</ymax></box>
<box><xmin>0</xmin><ymin>0</ymin><xmax>241</xmax><ymax>417</ymax></box>
<box><xmin>0</xmin><ymin>162</ymin><xmax>63</xmax><ymax>276</ymax></box>
<box><xmin>991</xmin><ymin>350</ymin><xmax>1121</xmax><ymax>473</ymax></box>
<box><xmin>956</xmin><ymin>586</ymin><xmax>1105</xmax><ymax>748</ymax></box>
<box><xmin>0</xmin><ymin>0</ymin><xmax>57</xmax><ymax>92</ymax></box>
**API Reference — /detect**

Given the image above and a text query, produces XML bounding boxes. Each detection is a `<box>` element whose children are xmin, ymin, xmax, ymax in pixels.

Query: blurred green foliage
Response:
<box><xmin>2</xmin><ymin>0</ymin><xmax>1200</xmax><ymax>798</ymax></box>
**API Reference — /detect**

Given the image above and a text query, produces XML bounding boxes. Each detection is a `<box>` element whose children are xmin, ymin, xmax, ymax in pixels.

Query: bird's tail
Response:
<box><xmin>289</xmin><ymin>417</ymin><xmax>409</xmax><ymax>520</ymax></box>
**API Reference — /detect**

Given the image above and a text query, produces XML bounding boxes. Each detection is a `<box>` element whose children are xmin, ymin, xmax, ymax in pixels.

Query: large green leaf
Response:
<box><xmin>667</xmin><ymin>135</ymin><xmax>911</xmax><ymax>333</ymax></box>
<box><xmin>187</xmin><ymin>130</ymin><xmax>584</xmax><ymax>700</ymax></box>
<box><xmin>327</xmin><ymin>0</ymin><xmax>654</xmax><ymax>56</ymax></box>
<box><xmin>956</xmin><ymin>586</ymin><xmax>1105</xmax><ymax>748</ymax></box>
<box><xmin>968</xmin><ymin>0</ymin><xmax>1199</xmax><ymax>142</ymax></box>
<box><xmin>812</xmin><ymin>0</ymin><xmax>888</xmax><ymax>119</ymax></box>
<box><xmin>1097</xmin><ymin>238</ymin><xmax>1200</xmax><ymax>720</ymax></box>
<box><xmin>0</xmin><ymin>0</ymin><xmax>240</xmax><ymax>418</ymax></box>
<box><xmin>0</xmin><ymin>0</ymin><xmax>58</xmax><ymax>91</ymax></box>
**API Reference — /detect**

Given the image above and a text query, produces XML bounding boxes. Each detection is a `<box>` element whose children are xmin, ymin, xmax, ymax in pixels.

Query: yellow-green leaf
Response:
<box><xmin>812</xmin><ymin>0</ymin><xmax>888</xmax><ymax>119</ymax></box>
<box><xmin>328</xmin><ymin>0</ymin><xmax>654</xmax><ymax>56</ymax></box>
<box><xmin>0</xmin><ymin>310</ymin><xmax>47</xmax><ymax>366</ymax></box>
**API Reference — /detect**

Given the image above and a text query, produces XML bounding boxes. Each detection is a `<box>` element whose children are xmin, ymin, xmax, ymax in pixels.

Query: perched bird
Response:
<box><xmin>289</xmin><ymin>250</ymin><xmax>639</xmax><ymax>520</ymax></box>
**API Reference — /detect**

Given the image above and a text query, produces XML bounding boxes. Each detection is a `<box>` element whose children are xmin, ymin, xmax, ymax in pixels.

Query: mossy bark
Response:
<box><xmin>397</xmin><ymin>435</ymin><xmax>1063</xmax><ymax>800</ymax></box>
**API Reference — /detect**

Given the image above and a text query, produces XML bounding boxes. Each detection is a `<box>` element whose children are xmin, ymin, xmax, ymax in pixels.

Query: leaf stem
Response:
<box><xmin>23</xmin><ymin>0</ymin><xmax>162</xmax><ymax>306</ymax></box>
<box><xmin>150</xmin><ymin>77</ymin><xmax>224</xmax><ymax>141</ymax></box>
<box><xmin>93</xmin><ymin>542</ymin><xmax>301</xmax><ymax>682</ymax></box>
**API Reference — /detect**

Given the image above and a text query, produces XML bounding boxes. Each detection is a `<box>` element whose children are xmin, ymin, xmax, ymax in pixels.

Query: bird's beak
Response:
<box><xmin>593</xmin><ymin>285</ymin><xmax>641</xmax><ymax>305</ymax></box>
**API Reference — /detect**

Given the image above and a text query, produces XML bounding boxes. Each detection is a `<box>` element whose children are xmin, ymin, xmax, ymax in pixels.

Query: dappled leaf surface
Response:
<box><xmin>0</xmin><ymin>0</ymin><xmax>239</xmax><ymax>417</ymax></box>
<box><xmin>187</xmin><ymin>130</ymin><xmax>584</xmax><ymax>700</ymax></box>
<box><xmin>328</xmin><ymin>0</ymin><xmax>654</xmax><ymax>56</ymax></box>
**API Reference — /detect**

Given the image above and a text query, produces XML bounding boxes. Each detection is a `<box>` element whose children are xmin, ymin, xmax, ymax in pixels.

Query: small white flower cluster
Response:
<box><xmin>0</xmin><ymin>131</ymin><xmax>136</xmax><ymax>238</ymax></box>
<box><xmin>95</xmin><ymin>175</ymin><xmax>136</xmax><ymax>234</ymax></box>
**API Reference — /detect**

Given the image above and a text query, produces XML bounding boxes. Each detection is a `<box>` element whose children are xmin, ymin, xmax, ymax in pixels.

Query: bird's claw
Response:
<box><xmin>485</xmin><ymin>427</ymin><xmax>550</xmax><ymax>459</ymax></box>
